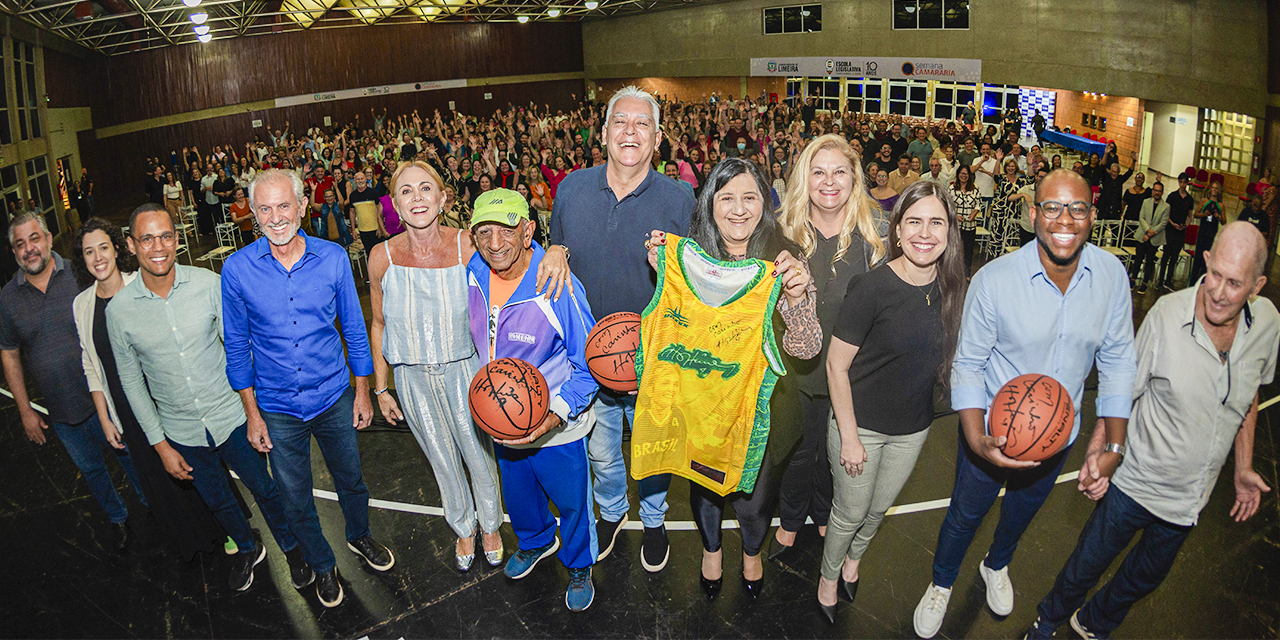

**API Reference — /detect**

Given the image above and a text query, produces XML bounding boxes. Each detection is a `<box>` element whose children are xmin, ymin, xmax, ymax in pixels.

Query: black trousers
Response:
<box><xmin>690</xmin><ymin>446</ymin><xmax>781</xmax><ymax>557</ymax></box>
<box><xmin>960</xmin><ymin>228</ymin><xmax>977</xmax><ymax>275</ymax></box>
<box><xmin>776</xmin><ymin>392</ymin><xmax>834</xmax><ymax>532</ymax></box>
<box><xmin>1158</xmin><ymin>230</ymin><xmax>1185</xmax><ymax>285</ymax></box>
<box><xmin>1130</xmin><ymin>241</ymin><xmax>1159</xmax><ymax>283</ymax></box>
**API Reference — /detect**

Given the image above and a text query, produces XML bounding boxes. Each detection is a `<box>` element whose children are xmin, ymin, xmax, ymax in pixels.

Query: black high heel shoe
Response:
<box><xmin>700</xmin><ymin>574</ymin><xmax>723</xmax><ymax>600</ymax></box>
<box><xmin>818</xmin><ymin>598</ymin><xmax>837</xmax><ymax>624</ymax></box>
<box><xmin>741</xmin><ymin>574</ymin><xmax>763</xmax><ymax>599</ymax></box>
<box><xmin>767</xmin><ymin>537</ymin><xmax>795</xmax><ymax>562</ymax></box>
<box><xmin>839</xmin><ymin>576</ymin><xmax>859</xmax><ymax>603</ymax></box>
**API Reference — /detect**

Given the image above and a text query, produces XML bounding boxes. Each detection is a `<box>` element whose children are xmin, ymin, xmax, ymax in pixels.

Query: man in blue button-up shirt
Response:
<box><xmin>913</xmin><ymin>170</ymin><xmax>1137</xmax><ymax>638</ymax></box>
<box><xmin>223</xmin><ymin>169</ymin><xmax>394</xmax><ymax>608</ymax></box>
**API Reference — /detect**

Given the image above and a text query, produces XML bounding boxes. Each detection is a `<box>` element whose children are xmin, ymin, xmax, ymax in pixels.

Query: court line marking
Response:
<box><xmin>6</xmin><ymin>387</ymin><xmax>1274</xmax><ymax>531</ymax></box>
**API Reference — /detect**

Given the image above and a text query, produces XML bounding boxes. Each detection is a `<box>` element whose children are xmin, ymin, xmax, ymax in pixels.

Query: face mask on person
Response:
<box><xmin>737</xmin><ymin>142</ymin><xmax>746</xmax><ymax>152</ymax></box>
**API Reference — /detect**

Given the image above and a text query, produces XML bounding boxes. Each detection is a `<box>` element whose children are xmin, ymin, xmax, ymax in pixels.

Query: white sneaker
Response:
<box><xmin>979</xmin><ymin>556</ymin><xmax>1014</xmax><ymax>616</ymax></box>
<box><xmin>913</xmin><ymin>583</ymin><xmax>952</xmax><ymax>638</ymax></box>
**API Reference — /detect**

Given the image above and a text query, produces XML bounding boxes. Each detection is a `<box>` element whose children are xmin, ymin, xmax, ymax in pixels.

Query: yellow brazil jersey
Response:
<box><xmin>632</xmin><ymin>235</ymin><xmax>786</xmax><ymax>496</ymax></box>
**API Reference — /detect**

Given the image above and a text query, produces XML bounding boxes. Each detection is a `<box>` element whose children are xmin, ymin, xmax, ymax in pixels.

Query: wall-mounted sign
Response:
<box><xmin>275</xmin><ymin>78</ymin><xmax>468</xmax><ymax>108</ymax></box>
<box><xmin>252</xmin><ymin>119</ymin><xmax>262</xmax><ymax>128</ymax></box>
<box><xmin>750</xmin><ymin>56</ymin><xmax>981</xmax><ymax>82</ymax></box>
<box><xmin>484</xmin><ymin>92</ymin><xmax>493</xmax><ymax>100</ymax></box>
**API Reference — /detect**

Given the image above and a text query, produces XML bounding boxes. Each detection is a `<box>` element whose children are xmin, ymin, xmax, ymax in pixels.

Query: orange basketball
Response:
<box><xmin>468</xmin><ymin>358</ymin><xmax>550</xmax><ymax>440</ymax></box>
<box><xmin>988</xmin><ymin>374</ymin><xmax>1075</xmax><ymax>462</ymax></box>
<box><xmin>584</xmin><ymin>312</ymin><xmax>641</xmax><ymax>392</ymax></box>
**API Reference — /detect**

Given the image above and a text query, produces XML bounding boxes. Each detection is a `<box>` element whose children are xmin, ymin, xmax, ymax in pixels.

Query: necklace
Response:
<box><xmin>899</xmin><ymin>262</ymin><xmax>937</xmax><ymax>306</ymax></box>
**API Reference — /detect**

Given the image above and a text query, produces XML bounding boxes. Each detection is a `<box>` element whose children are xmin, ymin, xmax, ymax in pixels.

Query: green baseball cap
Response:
<box><xmin>469</xmin><ymin>189</ymin><xmax>529</xmax><ymax>229</ymax></box>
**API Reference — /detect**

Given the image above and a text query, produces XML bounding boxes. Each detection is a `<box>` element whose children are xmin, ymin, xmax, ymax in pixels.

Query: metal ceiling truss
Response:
<box><xmin>5</xmin><ymin>0</ymin><xmax>699</xmax><ymax>55</ymax></box>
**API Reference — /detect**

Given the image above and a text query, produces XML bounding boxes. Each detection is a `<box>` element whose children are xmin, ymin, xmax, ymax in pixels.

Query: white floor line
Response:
<box><xmin>0</xmin><ymin>386</ymin><xmax>1257</xmax><ymax>531</ymax></box>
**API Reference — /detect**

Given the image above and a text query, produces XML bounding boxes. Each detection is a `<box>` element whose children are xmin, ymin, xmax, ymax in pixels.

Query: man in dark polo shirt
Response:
<box><xmin>547</xmin><ymin>86</ymin><xmax>694</xmax><ymax>574</ymax></box>
<box><xmin>1157</xmin><ymin>171</ymin><xmax>1195</xmax><ymax>290</ymax></box>
<box><xmin>0</xmin><ymin>213</ymin><xmax>145</xmax><ymax>550</ymax></box>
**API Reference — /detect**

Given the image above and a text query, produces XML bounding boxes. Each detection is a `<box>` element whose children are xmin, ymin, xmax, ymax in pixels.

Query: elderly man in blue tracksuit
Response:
<box><xmin>466</xmin><ymin>189</ymin><xmax>600</xmax><ymax>612</ymax></box>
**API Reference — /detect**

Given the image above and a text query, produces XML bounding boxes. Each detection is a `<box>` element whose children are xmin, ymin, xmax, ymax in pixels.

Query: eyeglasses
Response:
<box><xmin>137</xmin><ymin>232</ymin><xmax>177</xmax><ymax>249</ymax></box>
<box><xmin>1036</xmin><ymin>201</ymin><xmax>1092</xmax><ymax>220</ymax></box>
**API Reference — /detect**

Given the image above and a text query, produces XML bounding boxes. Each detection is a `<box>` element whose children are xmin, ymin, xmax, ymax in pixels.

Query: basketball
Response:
<box><xmin>988</xmin><ymin>374</ymin><xmax>1075</xmax><ymax>462</ymax></box>
<box><xmin>585</xmin><ymin>312</ymin><xmax>641</xmax><ymax>392</ymax></box>
<box><xmin>468</xmin><ymin>358</ymin><xmax>550</xmax><ymax>440</ymax></box>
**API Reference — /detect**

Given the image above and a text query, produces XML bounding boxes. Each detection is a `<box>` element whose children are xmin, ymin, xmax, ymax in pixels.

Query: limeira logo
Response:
<box><xmin>657</xmin><ymin>343</ymin><xmax>740</xmax><ymax>379</ymax></box>
<box><xmin>767</xmin><ymin>61</ymin><xmax>777</xmax><ymax>72</ymax></box>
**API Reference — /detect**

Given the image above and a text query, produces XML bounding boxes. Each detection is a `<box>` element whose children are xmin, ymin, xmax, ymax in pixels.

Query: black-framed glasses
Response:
<box><xmin>1036</xmin><ymin>200</ymin><xmax>1092</xmax><ymax>221</ymax></box>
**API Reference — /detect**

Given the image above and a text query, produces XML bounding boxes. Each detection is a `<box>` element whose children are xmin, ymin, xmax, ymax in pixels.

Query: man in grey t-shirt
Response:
<box><xmin>1025</xmin><ymin>222</ymin><xmax>1278</xmax><ymax>639</ymax></box>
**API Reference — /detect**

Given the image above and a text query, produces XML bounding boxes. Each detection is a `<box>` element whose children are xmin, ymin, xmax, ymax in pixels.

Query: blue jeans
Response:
<box><xmin>1036</xmin><ymin>486</ymin><xmax>1192</xmax><ymax>635</ymax></box>
<box><xmin>259</xmin><ymin>386</ymin><xmax>371</xmax><ymax>573</ymax></box>
<box><xmin>497</xmin><ymin>439</ymin><xmax>598</xmax><ymax>569</ymax></box>
<box><xmin>168</xmin><ymin>422</ymin><xmax>298</xmax><ymax>554</ymax></box>
<box><xmin>316</xmin><ymin>204</ymin><xmax>354</xmax><ymax>247</ymax></box>
<box><xmin>588</xmin><ymin>392</ymin><xmax>670</xmax><ymax>528</ymax></box>
<box><xmin>53</xmin><ymin>414</ymin><xmax>146</xmax><ymax>524</ymax></box>
<box><xmin>932</xmin><ymin>433</ymin><xmax>1071</xmax><ymax>588</ymax></box>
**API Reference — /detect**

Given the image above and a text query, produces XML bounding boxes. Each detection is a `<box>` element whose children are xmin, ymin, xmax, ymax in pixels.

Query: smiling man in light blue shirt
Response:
<box><xmin>913</xmin><ymin>170</ymin><xmax>1137</xmax><ymax>638</ymax></box>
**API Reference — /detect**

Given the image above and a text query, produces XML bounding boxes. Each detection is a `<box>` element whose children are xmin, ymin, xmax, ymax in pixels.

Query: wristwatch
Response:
<box><xmin>1104</xmin><ymin>442</ymin><xmax>1127</xmax><ymax>457</ymax></box>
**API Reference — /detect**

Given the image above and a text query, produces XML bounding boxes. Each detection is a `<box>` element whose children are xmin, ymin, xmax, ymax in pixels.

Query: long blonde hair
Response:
<box><xmin>779</xmin><ymin>134</ymin><xmax>886</xmax><ymax>268</ymax></box>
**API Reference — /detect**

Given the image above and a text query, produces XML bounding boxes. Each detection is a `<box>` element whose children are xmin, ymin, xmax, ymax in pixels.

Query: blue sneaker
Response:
<box><xmin>565</xmin><ymin>567</ymin><xmax>594</xmax><ymax>611</ymax></box>
<box><xmin>1023</xmin><ymin>615</ymin><xmax>1057</xmax><ymax>639</ymax></box>
<box><xmin>503</xmin><ymin>537</ymin><xmax>560</xmax><ymax>580</ymax></box>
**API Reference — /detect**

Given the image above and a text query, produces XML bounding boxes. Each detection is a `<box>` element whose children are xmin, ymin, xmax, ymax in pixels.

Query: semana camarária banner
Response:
<box><xmin>275</xmin><ymin>78</ymin><xmax>469</xmax><ymax>108</ymax></box>
<box><xmin>750</xmin><ymin>57</ymin><xmax>981</xmax><ymax>82</ymax></box>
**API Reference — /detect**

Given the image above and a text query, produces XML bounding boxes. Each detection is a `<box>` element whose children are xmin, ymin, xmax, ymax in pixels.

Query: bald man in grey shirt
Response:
<box><xmin>1026</xmin><ymin>222</ymin><xmax>1278</xmax><ymax>639</ymax></box>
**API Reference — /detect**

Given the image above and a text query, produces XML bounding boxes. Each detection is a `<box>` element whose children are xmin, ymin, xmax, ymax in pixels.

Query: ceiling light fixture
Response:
<box><xmin>182</xmin><ymin>0</ymin><xmax>201</xmax><ymax>6</ymax></box>
<box><xmin>547</xmin><ymin>7</ymin><xmax>560</xmax><ymax>17</ymax></box>
<box><xmin>190</xmin><ymin>11</ymin><xmax>208</xmax><ymax>24</ymax></box>
<box><xmin>198</xmin><ymin>33</ymin><xmax>212</xmax><ymax>43</ymax></box>
<box><xmin>517</xmin><ymin>14</ymin><xmax>529</xmax><ymax>22</ymax></box>
<box><xmin>194</xmin><ymin>24</ymin><xmax>209</xmax><ymax>35</ymax></box>
<box><xmin>585</xmin><ymin>1</ymin><xmax>598</xmax><ymax>9</ymax></box>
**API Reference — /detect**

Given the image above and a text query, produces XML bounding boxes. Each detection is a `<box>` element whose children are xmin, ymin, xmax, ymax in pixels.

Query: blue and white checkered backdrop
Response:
<box><xmin>1019</xmin><ymin>88</ymin><xmax>1056</xmax><ymax>141</ymax></box>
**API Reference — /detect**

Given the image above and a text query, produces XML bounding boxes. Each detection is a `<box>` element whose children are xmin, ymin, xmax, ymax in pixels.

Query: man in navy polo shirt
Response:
<box><xmin>547</xmin><ymin>86</ymin><xmax>694</xmax><ymax>573</ymax></box>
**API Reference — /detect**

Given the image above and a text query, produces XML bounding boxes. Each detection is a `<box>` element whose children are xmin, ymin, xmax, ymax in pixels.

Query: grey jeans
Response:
<box><xmin>820</xmin><ymin>419</ymin><xmax>929</xmax><ymax>581</ymax></box>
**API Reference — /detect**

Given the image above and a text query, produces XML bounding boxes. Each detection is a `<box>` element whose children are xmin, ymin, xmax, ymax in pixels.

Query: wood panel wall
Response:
<box><xmin>44</xmin><ymin>48</ymin><xmax>95</xmax><ymax>109</ymax></box>
<box><xmin>87</xmin><ymin>21</ymin><xmax>583</xmax><ymax>128</ymax></box>
<box><xmin>80</xmin><ymin>78</ymin><xmax>584</xmax><ymax>206</ymax></box>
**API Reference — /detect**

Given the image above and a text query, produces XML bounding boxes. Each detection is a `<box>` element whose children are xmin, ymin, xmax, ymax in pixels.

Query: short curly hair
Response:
<box><xmin>71</xmin><ymin>217</ymin><xmax>137</xmax><ymax>289</ymax></box>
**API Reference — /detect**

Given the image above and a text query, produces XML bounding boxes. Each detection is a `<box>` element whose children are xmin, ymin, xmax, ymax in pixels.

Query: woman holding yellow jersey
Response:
<box><xmin>644</xmin><ymin>157</ymin><xmax>819</xmax><ymax>600</ymax></box>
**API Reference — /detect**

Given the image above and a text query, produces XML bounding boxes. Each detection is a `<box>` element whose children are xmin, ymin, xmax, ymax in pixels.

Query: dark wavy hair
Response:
<box><xmin>72</xmin><ymin>217</ymin><xmax>137</xmax><ymax>289</ymax></box>
<box><xmin>688</xmin><ymin>157</ymin><xmax>798</xmax><ymax>261</ymax></box>
<box><xmin>886</xmin><ymin>180</ymin><xmax>967</xmax><ymax>386</ymax></box>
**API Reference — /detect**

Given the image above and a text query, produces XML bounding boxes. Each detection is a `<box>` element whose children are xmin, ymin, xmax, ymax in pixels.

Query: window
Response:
<box><xmin>1198</xmin><ymin>109</ymin><xmax>1256</xmax><ymax>177</ymax></box>
<box><xmin>844</xmin><ymin>78</ymin><xmax>883</xmax><ymax>114</ymax></box>
<box><xmin>0</xmin><ymin>165</ymin><xmax>20</xmax><ymax>218</ymax></box>
<box><xmin>25</xmin><ymin>156</ymin><xmax>56</xmax><ymax>235</ymax></box>
<box><xmin>932</xmin><ymin>82</ymin><xmax>976</xmax><ymax>120</ymax></box>
<box><xmin>888</xmin><ymin>79</ymin><xmax>928</xmax><ymax>117</ymax></box>
<box><xmin>981</xmin><ymin>84</ymin><xmax>1020</xmax><ymax>125</ymax></box>
<box><xmin>0</xmin><ymin>50</ymin><xmax>9</xmax><ymax>146</ymax></box>
<box><xmin>13</xmin><ymin>42</ymin><xmax>40</xmax><ymax>141</ymax></box>
<box><xmin>785</xmin><ymin>78</ymin><xmax>804</xmax><ymax>108</ymax></box>
<box><xmin>764</xmin><ymin>4</ymin><xmax>822</xmax><ymax>34</ymax></box>
<box><xmin>806</xmin><ymin>77</ymin><xmax>840</xmax><ymax>112</ymax></box>
<box><xmin>894</xmin><ymin>0</ymin><xmax>968</xmax><ymax>30</ymax></box>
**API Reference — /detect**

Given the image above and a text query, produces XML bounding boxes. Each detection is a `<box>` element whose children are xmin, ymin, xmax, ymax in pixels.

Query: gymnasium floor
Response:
<box><xmin>3</xmin><ymin>205</ymin><xmax>1279</xmax><ymax>639</ymax></box>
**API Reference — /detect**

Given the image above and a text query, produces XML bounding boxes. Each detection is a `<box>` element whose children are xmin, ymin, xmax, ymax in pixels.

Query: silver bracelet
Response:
<box><xmin>375</xmin><ymin>387</ymin><xmax>389</xmax><ymax>396</ymax></box>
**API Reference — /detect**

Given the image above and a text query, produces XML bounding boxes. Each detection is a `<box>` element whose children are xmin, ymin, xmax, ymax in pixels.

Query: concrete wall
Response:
<box><xmin>583</xmin><ymin>0</ymin><xmax>1268</xmax><ymax>117</ymax></box>
<box><xmin>590</xmin><ymin>76</ymin><xmax>785</xmax><ymax>104</ymax></box>
<box><xmin>47</xmin><ymin>107</ymin><xmax>92</xmax><ymax>175</ymax></box>
<box><xmin>1145</xmin><ymin>102</ymin><xmax>1201</xmax><ymax>177</ymax></box>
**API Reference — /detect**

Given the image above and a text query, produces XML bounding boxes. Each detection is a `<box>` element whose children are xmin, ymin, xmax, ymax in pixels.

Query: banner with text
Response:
<box><xmin>750</xmin><ymin>57</ymin><xmax>981</xmax><ymax>82</ymax></box>
<box><xmin>275</xmin><ymin>78</ymin><xmax>469</xmax><ymax>109</ymax></box>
